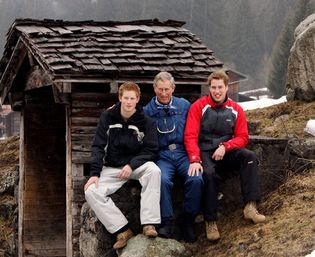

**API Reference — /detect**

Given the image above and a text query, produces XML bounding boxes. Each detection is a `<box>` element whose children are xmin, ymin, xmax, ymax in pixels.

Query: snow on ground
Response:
<box><xmin>238</xmin><ymin>95</ymin><xmax>287</xmax><ymax>111</ymax></box>
<box><xmin>239</xmin><ymin>95</ymin><xmax>315</xmax><ymax>138</ymax></box>
<box><xmin>305</xmin><ymin>250</ymin><xmax>315</xmax><ymax>257</ymax></box>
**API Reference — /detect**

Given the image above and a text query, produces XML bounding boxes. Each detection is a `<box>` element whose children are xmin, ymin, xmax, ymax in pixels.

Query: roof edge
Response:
<box><xmin>9</xmin><ymin>18</ymin><xmax>186</xmax><ymax>30</ymax></box>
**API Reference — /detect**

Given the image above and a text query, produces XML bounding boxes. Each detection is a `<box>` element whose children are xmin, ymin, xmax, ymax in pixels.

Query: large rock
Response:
<box><xmin>80</xmin><ymin>180</ymin><xmax>142</xmax><ymax>257</ymax></box>
<box><xmin>286</xmin><ymin>14</ymin><xmax>315</xmax><ymax>101</ymax></box>
<box><xmin>118</xmin><ymin>235</ymin><xmax>191</xmax><ymax>257</ymax></box>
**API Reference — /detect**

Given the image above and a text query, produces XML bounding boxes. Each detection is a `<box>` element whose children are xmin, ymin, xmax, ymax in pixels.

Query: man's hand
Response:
<box><xmin>118</xmin><ymin>164</ymin><xmax>132</xmax><ymax>180</ymax></box>
<box><xmin>84</xmin><ymin>176</ymin><xmax>99</xmax><ymax>191</ymax></box>
<box><xmin>188</xmin><ymin>162</ymin><xmax>203</xmax><ymax>176</ymax></box>
<box><xmin>212</xmin><ymin>144</ymin><xmax>226</xmax><ymax>161</ymax></box>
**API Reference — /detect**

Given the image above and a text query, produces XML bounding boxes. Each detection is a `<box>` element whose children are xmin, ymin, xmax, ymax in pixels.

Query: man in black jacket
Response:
<box><xmin>84</xmin><ymin>81</ymin><xmax>161</xmax><ymax>250</ymax></box>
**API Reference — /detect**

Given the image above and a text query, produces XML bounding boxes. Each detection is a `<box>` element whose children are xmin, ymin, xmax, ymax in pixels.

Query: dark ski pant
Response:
<box><xmin>201</xmin><ymin>148</ymin><xmax>261</xmax><ymax>221</ymax></box>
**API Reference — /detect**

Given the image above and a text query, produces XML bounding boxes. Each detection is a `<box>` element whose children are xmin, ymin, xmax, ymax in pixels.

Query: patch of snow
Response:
<box><xmin>239</xmin><ymin>96</ymin><xmax>287</xmax><ymax>111</ymax></box>
<box><xmin>304</xmin><ymin>120</ymin><xmax>315</xmax><ymax>137</ymax></box>
<box><xmin>305</xmin><ymin>250</ymin><xmax>315</xmax><ymax>257</ymax></box>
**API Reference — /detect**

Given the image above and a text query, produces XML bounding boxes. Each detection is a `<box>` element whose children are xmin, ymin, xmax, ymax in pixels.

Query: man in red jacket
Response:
<box><xmin>184</xmin><ymin>70</ymin><xmax>265</xmax><ymax>242</ymax></box>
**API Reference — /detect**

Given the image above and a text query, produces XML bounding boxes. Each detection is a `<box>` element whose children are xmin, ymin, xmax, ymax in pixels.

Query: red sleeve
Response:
<box><xmin>223</xmin><ymin>103</ymin><xmax>249</xmax><ymax>151</ymax></box>
<box><xmin>184</xmin><ymin>100</ymin><xmax>203</xmax><ymax>162</ymax></box>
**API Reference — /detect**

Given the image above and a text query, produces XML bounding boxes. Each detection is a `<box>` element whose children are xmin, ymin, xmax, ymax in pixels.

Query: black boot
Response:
<box><xmin>158</xmin><ymin>219</ymin><xmax>174</xmax><ymax>238</ymax></box>
<box><xmin>178</xmin><ymin>213</ymin><xmax>197</xmax><ymax>243</ymax></box>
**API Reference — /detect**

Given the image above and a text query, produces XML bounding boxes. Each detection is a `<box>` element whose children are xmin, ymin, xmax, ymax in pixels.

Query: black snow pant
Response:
<box><xmin>201</xmin><ymin>148</ymin><xmax>261</xmax><ymax>221</ymax></box>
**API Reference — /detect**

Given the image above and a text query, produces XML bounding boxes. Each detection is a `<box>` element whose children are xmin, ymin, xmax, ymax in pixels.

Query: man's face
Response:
<box><xmin>209</xmin><ymin>78</ymin><xmax>228</xmax><ymax>103</ymax></box>
<box><xmin>119</xmin><ymin>90</ymin><xmax>139</xmax><ymax>114</ymax></box>
<box><xmin>154</xmin><ymin>79</ymin><xmax>175</xmax><ymax>104</ymax></box>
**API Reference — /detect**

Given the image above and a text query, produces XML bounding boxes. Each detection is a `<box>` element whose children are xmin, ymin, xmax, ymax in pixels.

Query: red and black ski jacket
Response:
<box><xmin>184</xmin><ymin>95</ymin><xmax>248</xmax><ymax>163</ymax></box>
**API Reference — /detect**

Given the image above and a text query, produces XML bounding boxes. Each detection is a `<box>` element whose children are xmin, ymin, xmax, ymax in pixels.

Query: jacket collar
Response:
<box><xmin>109</xmin><ymin>102</ymin><xmax>144</xmax><ymax>123</ymax></box>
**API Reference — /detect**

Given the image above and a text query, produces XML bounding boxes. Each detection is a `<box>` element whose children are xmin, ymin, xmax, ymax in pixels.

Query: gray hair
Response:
<box><xmin>153</xmin><ymin>71</ymin><xmax>175</xmax><ymax>87</ymax></box>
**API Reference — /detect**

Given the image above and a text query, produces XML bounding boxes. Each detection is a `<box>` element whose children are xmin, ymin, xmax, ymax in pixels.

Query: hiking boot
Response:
<box><xmin>244</xmin><ymin>201</ymin><xmax>266</xmax><ymax>224</ymax></box>
<box><xmin>143</xmin><ymin>225</ymin><xmax>158</xmax><ymax>238</ymax></box>
<box><xmin>113</xmin><ymin>228</ymin><xmax>134</xmax><ymax>250</ymax></box>
<box><xmin>158</xmin><ymin>220</ymin><xmax>174</xmax><ymax>238</ymax></box>
<box><xmin>205</xmin><ymin>221</ymin><xmax>220</xmax><ymax>241</ymax></box>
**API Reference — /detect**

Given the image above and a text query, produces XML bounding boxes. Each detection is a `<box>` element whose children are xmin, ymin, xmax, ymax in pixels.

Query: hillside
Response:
<box><xmin>0</xmin><ymin>100</ymin><xmax>314</xmax><ymax>256</ymax></box>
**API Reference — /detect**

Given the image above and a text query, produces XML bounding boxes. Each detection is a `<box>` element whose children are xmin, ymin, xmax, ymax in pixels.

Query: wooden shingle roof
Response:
<box><xmin>0</xmin><ymin>19</ymin><xmax>224</xmax><ymax>83</ymax></box>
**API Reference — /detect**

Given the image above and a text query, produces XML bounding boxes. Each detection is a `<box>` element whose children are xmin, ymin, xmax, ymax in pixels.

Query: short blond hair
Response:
<box><xmin>207</xmin><ymin>70</ymin><xmax>229</xmax><ymax>86</ymax></box>
<box><xmin>118</xmin><ymin>81</ymin><xmax>141</xmax><ymax>98</ymax></box>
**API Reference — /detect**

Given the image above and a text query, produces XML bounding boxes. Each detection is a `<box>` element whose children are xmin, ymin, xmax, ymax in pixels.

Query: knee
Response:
<box><xmin>84</xmin><ymin>185</ymin><xmax>95</xmax><ymax>203</ymax></box>
<box><xmin>161</xmin><ymin>174</ymin><xmax>173</xmax><ymax>188</ymax></box>
<box><xmin>186</xmin><ymin>175</ymin><xmax>204</xmax><ymax>187</ymax></box>
<box><xmin>243</xmin><ymin>149</ymin><xmax>258</xmax><ymax>164</ymax></box>
<box><xmin>146</xmin><ymin>162</ymin><xmax>161</xmax><ymax>177</ymax></box>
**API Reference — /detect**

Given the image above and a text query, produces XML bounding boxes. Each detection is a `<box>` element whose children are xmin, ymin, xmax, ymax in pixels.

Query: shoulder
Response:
<box><xmin>191</xmin><ymin>96</ymin><xmax>208</xmax><ymax>109</ymax></box>
<box><xmin>143</xmin><ymin>97</ymin><xmax>155</xmax><ymax>113</ymax></box>
<box><xmin>226</xmin><ymin>98</ymin><xmax>244</xmax><ymax>112</ymax></box>
<box><xmin>173</xmin><ymin>96</ymin><xmax>190</xmax><ymax>110</ymax></box>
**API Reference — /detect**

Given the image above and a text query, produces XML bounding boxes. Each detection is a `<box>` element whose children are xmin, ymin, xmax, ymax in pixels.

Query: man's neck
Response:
<box><xmin>120</xmin><ymin>109</ymin><xmax>136</xmax><ymax>121</ymax></box>
<box><xmin>155</xmin><ymin>97</ymin><xmax>172</xmax><ymax>106</ymax></box>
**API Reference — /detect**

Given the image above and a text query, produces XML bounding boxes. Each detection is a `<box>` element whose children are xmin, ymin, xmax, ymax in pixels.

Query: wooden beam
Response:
<box><xmin>0</xmin><ymin>38</ymin><xmax>27</xmax><ymax>104</ymax></box>
<box><xmin>53</xmin><ymin>77</ymin><xmax>206</xmax><ymax>85</ymax></box>
<box><xmin>8</xmin><ymin>92</ymin><xmax>24</xmax><ymax>111</ymax></box>
<box><xmin>27</xmin><ymin>52</ymin><xmax>34</xmax><ymax>67</ymax></box>
<box><xmin>66</xmin><ymin>106</ymin><xmax>73</xmax><ymax>257</ymax></box>
<box><xmin>18</xmin><ymin>110</ymin><xmax>25</xmax><ymax>257</ymax></box>
<box><xmin>52</xmin><ymin>82</ymin><xmax>72</xmax><ymax>104</ymax></box>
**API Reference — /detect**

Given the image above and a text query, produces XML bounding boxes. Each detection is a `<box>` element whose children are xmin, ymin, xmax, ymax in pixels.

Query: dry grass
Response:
<box><xmin>0</xmin><ymin>136</ymin><xmax>19</xmax><ymax>172</ymax></box>
<box><xmin>246</xmin><ymin>100</ymin><xmax>315</xmax><ymax>139</ymax></box>
<box><xmin>186</xmin><ymin>168</ymin><xmax>315</xmax><ymax>257</ymax></box>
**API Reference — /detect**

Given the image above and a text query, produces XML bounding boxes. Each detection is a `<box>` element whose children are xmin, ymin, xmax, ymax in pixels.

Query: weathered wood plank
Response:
<box><xmin>71</xmin><ymin>107</ymin><xmax>103</xmax><ymax>117</ymax></box>
<box><xmin>24</xmin><ymin>219</ymin><xmax>65</xmax><ymax>233</ymax></box>
<box><xmin>71</xmin><ymin>100</ymin><xmax>108</xmax><ymax>108</ymax></box>
<box><xmin>25</xmin><ymin>248</ymin><xmax>66</xmax><ymax>257</ymax></box>
<box><xmin>71</xmin><ymin>117</ymin><xmax>99</xmax><ymax>126</ymax></box>
<box><xmin>72</xmin><ymin>151</ymin><xmax>91</xmax><ymax>163</ymax></box>
<box><xmin>24</xmin><ymin>191</ymin><xmax>65</xmax><ymax>201</ymax></box>
<box><xmin>72</xmin><ymin>163</ymin><xmax>84</xmax><ymax>177</ymax></box>
<box><xmin>24</xmin><ymin>233</ymin><xmax>66</xmax><ymax>242</ymax></box>
<box><xmin>71</xmin><ymin>126</ymin><xmax>96</xmax><ymax>134</ymax></box>
<box><xmin>24</xmin><ymin>176</ymin><xmax>65</xmax><ymax>189</ymax></box>
<box><xmin>72</xmin><ymin>134</ymin><xmax>93</xmax><ymax>152</ymax></box>
<box><xmin>71</xmin><ymin>92</ymin><xmax>114</xmax><ymax>101</ymax></box>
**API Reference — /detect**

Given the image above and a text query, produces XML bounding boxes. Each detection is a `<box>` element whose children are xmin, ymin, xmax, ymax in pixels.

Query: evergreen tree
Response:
<box><xmin>229</xmin><ymin>0</ymin><xmax>263</xmax><ymax>76</ymax></box>
<box><xmin>267</xmin><ymin>0</ymin><xmax>315</xmax><ymax>98</ymax></box>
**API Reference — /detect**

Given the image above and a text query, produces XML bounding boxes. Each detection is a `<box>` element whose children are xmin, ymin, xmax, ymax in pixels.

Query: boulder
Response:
<box><xmin>286</xmin><ymin>14</ymin><xmax>315</xmax><ymax>101</ymax></box>
<box><xmin>118</xmin><ymin>235</ymin><xmax>191</xmax><ymax>257</ymax></box>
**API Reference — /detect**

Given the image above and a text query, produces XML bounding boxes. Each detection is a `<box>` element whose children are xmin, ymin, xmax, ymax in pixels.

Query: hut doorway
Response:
<box><xmin>20</xmin><ymin>87</ymin><xmax>66</xmax><ymax>256</ymax></box>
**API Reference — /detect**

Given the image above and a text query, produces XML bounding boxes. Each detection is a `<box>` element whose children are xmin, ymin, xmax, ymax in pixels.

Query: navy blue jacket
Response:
<box><xmin>90</xmin><ymin>103</ymin><xmax>159</xmax><ymax>177</ymax></box>
<box><xmin>143</xmin><ymin>96</ymin><xmax>190</xmax><ymax>150</ymax></box>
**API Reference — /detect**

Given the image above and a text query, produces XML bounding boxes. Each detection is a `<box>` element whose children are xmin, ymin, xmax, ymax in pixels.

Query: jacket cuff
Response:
<box><xmin>190</xmin><ymin>155</ymin><xmax>201</xmax><ymax>163</ymax></box>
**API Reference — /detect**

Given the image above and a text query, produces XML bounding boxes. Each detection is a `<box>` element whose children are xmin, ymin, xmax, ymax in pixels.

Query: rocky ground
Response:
<box><xmin>0</xmin><ymin>100</ymin><xmax>315</xmax><ymax>257</ymax></box>
<box><xmin>0</xmin><ymin>136</ymin><xmax>19</xmax><ymax>256</ymax></box>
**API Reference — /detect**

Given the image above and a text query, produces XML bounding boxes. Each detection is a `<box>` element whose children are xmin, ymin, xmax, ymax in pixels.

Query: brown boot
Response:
<box><xmin>205</xmin><ymin>221</ymin><xmax>220</xmax><ymax>241</ymax></box>
<box><xmin>244</xmin><ymin>201</ymin><xmax>266</xmax><ymax>224</ymax></box>
<box><xmin>113</xmin><ymin>229</ymin><xmax>134</xmax><ymax>250</ymax></box>
<box><xmin>143</xmin><ymin>225</ymin><xmax>158</xmax><ymax>238</ymax></box>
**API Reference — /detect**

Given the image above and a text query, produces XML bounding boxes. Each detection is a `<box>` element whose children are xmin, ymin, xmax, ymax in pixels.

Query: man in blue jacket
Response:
<box><xmin>144</xmin><ymin>71</ymin><xmax>204</xmax><ymax>242</ymax></box>
<box><xmin>85</xmin><ymin>82</ymin><xmax>161</xmax><ymax>250</ymax></box>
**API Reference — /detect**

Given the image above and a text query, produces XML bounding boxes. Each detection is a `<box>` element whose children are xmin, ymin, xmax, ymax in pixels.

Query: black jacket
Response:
<box><xmin>90</xmin><ymin>103</ymin><xmax>159</xmax><ymax>177</ymax></box>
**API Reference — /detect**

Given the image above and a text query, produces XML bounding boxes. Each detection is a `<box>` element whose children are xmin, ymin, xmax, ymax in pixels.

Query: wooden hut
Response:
<box><xmin>0</xmin><ymin>18</ymin><xmax>245</xmax><ymax>257</ymax></box>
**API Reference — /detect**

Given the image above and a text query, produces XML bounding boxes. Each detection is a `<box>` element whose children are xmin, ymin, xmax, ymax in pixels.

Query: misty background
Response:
<box><xmin>0</xmin><ymin>0</ymin><xmax>314</xmax><ymax>95</ymax></box>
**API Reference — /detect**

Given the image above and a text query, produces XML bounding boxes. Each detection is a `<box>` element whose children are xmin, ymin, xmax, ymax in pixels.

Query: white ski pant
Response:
<box><xmin>85</xmin><ymin>161</ymin><xmax>161</xmax><ymax>234</ymax></box>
